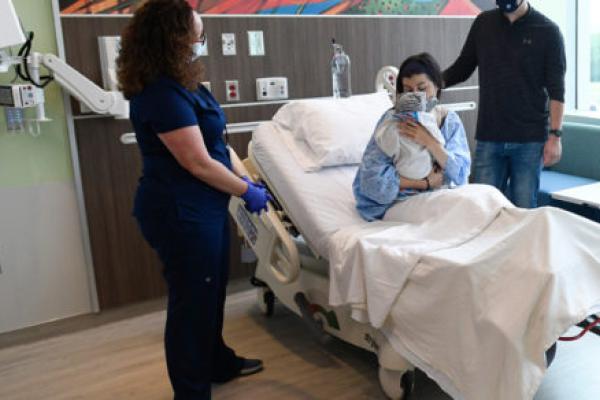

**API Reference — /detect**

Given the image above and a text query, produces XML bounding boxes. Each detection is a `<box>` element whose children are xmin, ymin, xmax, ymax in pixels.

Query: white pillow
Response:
<box><xmin>272</xmin><ymin>92</ymin><xmax>393</xmax><ymax>171</ymax></box>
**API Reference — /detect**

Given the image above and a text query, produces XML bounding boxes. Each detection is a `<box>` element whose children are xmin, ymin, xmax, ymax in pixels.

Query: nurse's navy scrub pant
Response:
<box><xmin>136</xmin><ymin>198</ymin><xmax>242</xmax><ymax>399</ymax></box>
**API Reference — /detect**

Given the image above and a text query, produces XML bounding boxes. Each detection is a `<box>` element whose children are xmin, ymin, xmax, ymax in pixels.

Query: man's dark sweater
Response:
<box><xmin>443</xmin><ymin>6</ymin><xmax>566</xmax><ymax>143</ymax></box>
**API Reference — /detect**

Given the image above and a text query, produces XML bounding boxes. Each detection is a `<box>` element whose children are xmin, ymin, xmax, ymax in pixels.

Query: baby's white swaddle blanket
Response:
<box><xmin>375</xmin><ymin>92</ymin><xmax>445</xmax><ymax>180</ymax></box>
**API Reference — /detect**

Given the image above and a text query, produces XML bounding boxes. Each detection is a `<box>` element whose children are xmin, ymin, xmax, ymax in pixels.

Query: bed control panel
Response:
<box><xmin>236</xmin><ymin>205</ymin><xmax>258</xmax><ymax>246</ymax></box>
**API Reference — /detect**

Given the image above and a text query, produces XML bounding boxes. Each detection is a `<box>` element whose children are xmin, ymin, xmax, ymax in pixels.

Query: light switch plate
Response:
<box><xmin>225</xmin><ymin>80</ymin><xmax>240</xmax><ymax>102</ymax></box>
<box><xmin>221</xmin><ymin>33</ymin><xmax>236</xmax><ymax>56</ymax></box>
<box><xmin>248</xmin><ymin>31</ymin><xmax>265</xmax><ymax>56</ymax></box>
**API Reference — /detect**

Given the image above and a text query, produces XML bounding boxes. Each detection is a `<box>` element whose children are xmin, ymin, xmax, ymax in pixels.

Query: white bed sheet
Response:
<box><xmin>251</xmin><ymin>123</ymin><xmax>600</xmax><ymax>400</ymax></box>
<box><xmin>251</xmin><ymin>121</ymin><xmax>364</xmax><ymax>258</ymax></box>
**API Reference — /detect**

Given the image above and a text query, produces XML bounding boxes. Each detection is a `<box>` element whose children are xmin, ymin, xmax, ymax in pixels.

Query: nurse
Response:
<box><xmin>117</xmin><ymin>0</ymin><xmax>267</xmax><ymax>398</ymax></box>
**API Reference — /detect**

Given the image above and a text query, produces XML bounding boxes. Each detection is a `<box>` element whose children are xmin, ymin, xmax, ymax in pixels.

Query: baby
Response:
<box><xmin>374</xmin><ymin>92</ymin><xmax>445</xmax><ymax>180</ymax></box>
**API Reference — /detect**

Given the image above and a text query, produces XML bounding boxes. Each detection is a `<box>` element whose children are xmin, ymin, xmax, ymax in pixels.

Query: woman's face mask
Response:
<box><xmin>496</xmin><ymin>0</ymin><xmax>521</xmax><ymax>13</ymax></box>
<box><xmin>401</xmin><ymin>74</ymin><xmax>438</xmax><ymax>106</ymax></box>
<box><xmin>396</xmin><ymin>92</ymin><xmax>438</xmax><ymax>113</ymax></box>
<box><xmin>425</xmin><ymin>96</ymin><xmax>438</xmax><ymax>112</ymax></box>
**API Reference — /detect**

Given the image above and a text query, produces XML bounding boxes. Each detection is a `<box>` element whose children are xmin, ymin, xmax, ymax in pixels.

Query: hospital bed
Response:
<box><xmin>227</xmin><ymin>68</ymin><xmax>600</xmax><ymax>400</ymax></box>
<box><xmin>229</xmin><ymin>129</ymin><xmax>416</xmax><ymax>399</ymax></box>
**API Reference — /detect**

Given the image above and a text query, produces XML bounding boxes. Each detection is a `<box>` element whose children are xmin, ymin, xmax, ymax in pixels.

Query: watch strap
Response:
<box><xmin>550</xmin><ymin>129</ymin><xmax>563</xmax><ymax>137</ymax></box>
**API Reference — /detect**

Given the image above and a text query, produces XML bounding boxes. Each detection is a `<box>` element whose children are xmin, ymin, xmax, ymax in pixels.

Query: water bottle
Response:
<box><xmin>331</xmin><ymin>39</ymin><xmax>351</xmax><ymax>98</ymax></box>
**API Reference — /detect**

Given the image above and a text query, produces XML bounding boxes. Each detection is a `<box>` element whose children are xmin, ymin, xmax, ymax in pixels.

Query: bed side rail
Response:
<box><xmin>228</xmin><ymin>146</ymin><xmax>301</xmax><ymax>284</ymax></box>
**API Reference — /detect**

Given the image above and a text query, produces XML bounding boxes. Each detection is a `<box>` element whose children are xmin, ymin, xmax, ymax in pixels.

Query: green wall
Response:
<box><xmin>0</xmin><ymin>0</ymin><xmax>73</xmax><ymax>187</ymax></box>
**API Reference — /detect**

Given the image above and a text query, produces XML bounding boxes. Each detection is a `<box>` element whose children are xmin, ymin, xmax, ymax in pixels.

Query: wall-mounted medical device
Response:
<box><xmin>0</xmin><ymin>84</ymin><xmax>44</xmax><ymax>108</ymax></box>
<box><xmin>256</xmin><ymin>77</ymin><xmax>288</xmax><ymax>101</ymax></box>
<box><xmin>0</xmin><ymin>0</ymin><xmax>128</xmax><ymax>134</ymax></box>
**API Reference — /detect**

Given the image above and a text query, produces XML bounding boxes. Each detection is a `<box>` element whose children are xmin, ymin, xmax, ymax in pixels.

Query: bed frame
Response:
<box><xmin>227</xmin><ymin>67</ymin><xmax>477</xmax><ymax>399</ymax></box>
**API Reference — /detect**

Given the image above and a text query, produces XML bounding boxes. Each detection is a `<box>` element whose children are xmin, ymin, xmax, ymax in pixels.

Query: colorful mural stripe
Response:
<box><xmin>60</xmin><ymin>0</ymin><xmax>493</xmax><ymax>15</ymax></box>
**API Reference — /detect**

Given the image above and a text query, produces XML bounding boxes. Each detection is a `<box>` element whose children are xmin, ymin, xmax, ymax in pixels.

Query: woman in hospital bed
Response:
<box><xmin>335</xmin><ymin>52</ymin><xmax>600</xmax><ymax>400</ymax></box>
<box><xmin>353</xmin><ymin>52</ymin><xmax>472</xmax><ymax>221</ymax></box>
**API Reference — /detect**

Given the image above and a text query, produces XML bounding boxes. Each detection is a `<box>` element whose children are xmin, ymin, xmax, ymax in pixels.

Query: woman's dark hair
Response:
<box><xmin>117</xmin><ymin>0</ymin><xmax>203</xmax><ymax>99</ymax></box>
<box><xmin>397</xmin><ymin>53</ymin><xmax>443</xmax><ymax>99</ymax></box>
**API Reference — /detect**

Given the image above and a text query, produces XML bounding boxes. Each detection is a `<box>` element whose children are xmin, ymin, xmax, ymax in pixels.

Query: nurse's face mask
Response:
<box><xmin>191</xmin><ymin>12</ymin><xmax>205</xmax><ymax>62</ymax></box>
<box><xmin>192</xmin><ymin>35</ymin><xmax>205</xmax><ymax>62</ymax></box>
<box><xmin>496</xmin><ymin>0</ymin><xmax>522</xmax><ymax>13</ymax></box>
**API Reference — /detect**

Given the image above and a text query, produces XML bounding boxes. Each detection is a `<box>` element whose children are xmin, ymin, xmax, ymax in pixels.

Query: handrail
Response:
<box><xmin>230</xmin><ymin>146</ymin><xmax>301</xmax><ymax>284</ymax></box>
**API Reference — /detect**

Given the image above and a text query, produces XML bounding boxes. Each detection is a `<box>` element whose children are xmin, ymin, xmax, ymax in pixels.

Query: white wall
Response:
<box><xmin>0</xmin><ymin>0</ymin><xmax>94</xmax><ymax>333</ymax></box>
<box><xmin>0</xmin><ymin>184</ymin><xmax>93</xmax><ymax>333</ymax></box>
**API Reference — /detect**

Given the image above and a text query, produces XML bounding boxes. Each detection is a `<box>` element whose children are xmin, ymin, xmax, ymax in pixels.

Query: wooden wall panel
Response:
<box><xmin>61</xmin><ymin>16</ymin><xmax>478</xmax><ymax>111</ymax></box>
<box><xmin>62</xmin><ymin>15</ymin><xmax>479</xmax><ymax>309</ymax></box>
<box><xmin>74</xmin><ymin>117</ymin><xmax>253</xmax><ymax>308</ymax></box>
<box><xmin>73</xmin><ymin>118</ymin><xmax>161</xmax><ymax>308</ymax></box>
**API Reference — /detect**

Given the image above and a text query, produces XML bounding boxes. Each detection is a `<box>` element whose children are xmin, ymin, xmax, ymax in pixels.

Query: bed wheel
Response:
<box><xmin>257</xmin><ymin>287</ymin><xmax>275</xmax><ymax>317</ymax></box>
<box><xmin>378</xmin><ymin>367</ymin><xmax>414</xmax><ymax>400</ymax></box>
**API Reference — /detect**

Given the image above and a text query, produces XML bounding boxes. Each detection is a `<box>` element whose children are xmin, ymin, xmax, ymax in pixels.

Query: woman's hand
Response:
<box><xmin>426</xmin><ymin>168</ymin><xmax>444</xmax><ymax>190</ymax></box>
<box><xmin>399</xmin><ymin>120</ymin><xmax>449</xmax><ymax>169</ymax></box>
<box><xmin>398</xmin><ymin>168</ymin><xmax>444</xmax><ymax>191</ymax></box>
<box><xmin>398</xmin><ymin>120</ymin><xmax>435</xmax><ymax>148</ymax></box>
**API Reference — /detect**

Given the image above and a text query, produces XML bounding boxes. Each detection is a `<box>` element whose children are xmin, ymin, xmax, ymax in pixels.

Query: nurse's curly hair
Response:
<box><xmin>117</xmin><ymin>0</ymin><xmax>203</xmax><ymax>99</ymax></box>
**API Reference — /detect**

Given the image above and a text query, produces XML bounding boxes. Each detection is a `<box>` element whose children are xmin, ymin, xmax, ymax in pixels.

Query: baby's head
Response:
<box><xmin>395</xmin><ymin>92</ymin><xmax>427</xmax><ymax>113</ymax></box>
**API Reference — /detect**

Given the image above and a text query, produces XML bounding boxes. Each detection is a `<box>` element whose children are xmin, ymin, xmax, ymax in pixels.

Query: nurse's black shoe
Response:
<box><xmin>212</xmin><ymin>358</ymin><xmax>264</xmax><ymax>383</ymax></box>
<box><xmin>239</xmin><ymin>358</ymin><xmax>263</xmax><ymax>376</ymax></box>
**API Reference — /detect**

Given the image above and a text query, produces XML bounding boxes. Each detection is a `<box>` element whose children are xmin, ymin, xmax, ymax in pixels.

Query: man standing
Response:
<box><xmin>443</xmin><ymin>0</ymin><xmax>566</xmax><ymax>208</ymax></box>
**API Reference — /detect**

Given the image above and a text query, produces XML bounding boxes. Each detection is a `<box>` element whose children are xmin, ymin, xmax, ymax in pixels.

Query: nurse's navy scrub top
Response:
<box><xmin>130</xmin><ymin>76</ymin><xmax>232</xmax><ymax>215</ymax></box>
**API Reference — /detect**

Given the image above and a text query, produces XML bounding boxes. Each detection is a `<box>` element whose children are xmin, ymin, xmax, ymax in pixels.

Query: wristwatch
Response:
<box><xmin>549</xmin><ymin>129</ymin><xmax>563</xmax><ymax>137</ymax></box>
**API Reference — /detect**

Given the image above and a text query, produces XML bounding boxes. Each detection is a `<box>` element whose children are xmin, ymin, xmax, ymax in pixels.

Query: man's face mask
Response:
<box><xmin>496</xmin><ymin>0</ymin><xmax>521</xmax><ymax>13</ymax></box>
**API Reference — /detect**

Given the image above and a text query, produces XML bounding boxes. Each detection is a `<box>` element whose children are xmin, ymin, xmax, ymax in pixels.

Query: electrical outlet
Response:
<box><xmin>225</xmin><ymin>80</ymin><xmax>240</xmax><ymax>102</ymax></box>
<box><xmin>201</xmin><ymin>81</ymin><xmax>211</xmax><ymax>92</ymax></box>
<box><xmin>221</xmin><ymin>33</ymin><xmax>236</xmax><ymax>56</ymax></box>
<box><xmin>248</xmin><ymin>31</ymin><xmax>265</xmax><ymax>56</ymax></box>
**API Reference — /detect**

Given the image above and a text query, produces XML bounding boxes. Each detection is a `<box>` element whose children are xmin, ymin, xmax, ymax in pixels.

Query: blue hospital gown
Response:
<box><xmin>353</xmin><ymin>110</ymin><xmax>471</xmax><ymax>221</ymax></box>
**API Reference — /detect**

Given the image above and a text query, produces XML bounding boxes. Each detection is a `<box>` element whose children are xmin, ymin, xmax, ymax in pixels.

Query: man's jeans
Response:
<box><xmin>473</xmin><ymin>141</ymin><xmax>545</xmax><ymax>208</ymax></box>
